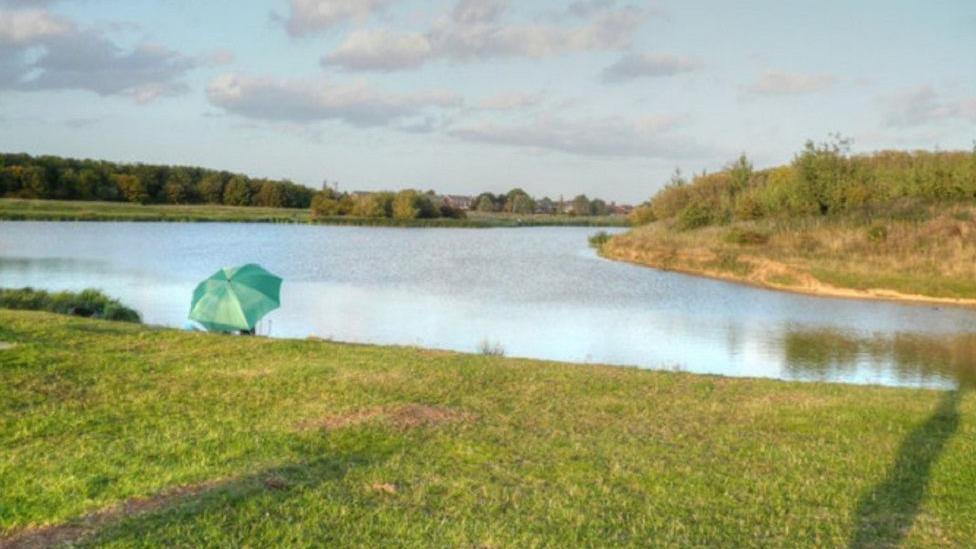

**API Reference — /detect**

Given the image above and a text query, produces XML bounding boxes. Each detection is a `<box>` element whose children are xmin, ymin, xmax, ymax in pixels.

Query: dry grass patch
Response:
<box><xmin>301</xmin><ymin>403</ymin><xmax>473</xmax><ymax>432</ymax></box>
<box><xmin>604</xmin><ymin>205</ymin><xmax>976</xmax><ymax>305</ymax></box>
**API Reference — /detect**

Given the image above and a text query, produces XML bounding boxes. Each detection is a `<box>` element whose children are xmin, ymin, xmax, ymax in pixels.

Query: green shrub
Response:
<box><xmin>477</xmin><ymin>339</ymin><xmax>505</xmax><ymax>356</ymax></box>
<box><xmin>675</xmin><ymin>201</ymin><xmax>713</xmax><ymax>231</ymax></box>
<box><xmin>634</xmin><ymin>139</ymin><xmax>976</xmax><ymax>231</ymax></box>
<box><xmin>0</xmin><ymin>287</ymin><xmax>141</xmax><ymax>322</ymax></box>
<box><xmin>627</xmin><ymin>203</ymin><xmax>656</xmax><ymax>226</ymax></box>
<box><xmin>588</xmin><ymin>231</ymin><xmax>612</xmax><ymax>248</ymax></box>
<box><xmin>310</xmin><ymin>190</ymin><xmax>341</xmax><ymax>218</ymax></box>
<box><xmin>733</xmin><ymin>191</ymin><xmax>765</xmax><ymax>221</ymax></box>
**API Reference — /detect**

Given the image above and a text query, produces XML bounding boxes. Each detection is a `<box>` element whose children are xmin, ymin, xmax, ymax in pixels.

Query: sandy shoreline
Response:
<box><xmin>601</xmin><ymin>246</ymin><xmax>976</xmax><ymax>310</ymax></box>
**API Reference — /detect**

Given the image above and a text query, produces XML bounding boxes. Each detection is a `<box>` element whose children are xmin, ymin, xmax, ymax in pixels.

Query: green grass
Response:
<box><xmin>0</xmin><ymin>199</ymin><xmax>627</xmax><ymax>227</ymax></box>
<box><xmin>1</xmin><ymin>310</ymin><xmax>975</xmax><ymax>546</ymax></box>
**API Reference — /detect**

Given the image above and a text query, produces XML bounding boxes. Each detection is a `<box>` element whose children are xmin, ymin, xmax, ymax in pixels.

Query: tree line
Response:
<box><xmin>469</xmin><ymin>189</ymin><xmax>613</xmax><ymax>216</ymax></box>
<box><xmin>0</xmin><ymin>152</ymin><xmax>624</xmax><ymax>219</ymax></box>
<box><xmin>629</xmin><ymin>138</ymin><xmax>976</xmax><ymax>229</ymax></box>
<box><xmin>0</xmin><ymin>152</ymin><xmax>315</xmax><ymax>208</ymax></box>
<box><xmin>310</xmin><ymin>189</ymin><xmax>468</xmax><ymax>221</ymax></box>
<box><xmin>310</xmin><ymin>187</ymin><xmax>617</xmax><ymax>221</ymax></box>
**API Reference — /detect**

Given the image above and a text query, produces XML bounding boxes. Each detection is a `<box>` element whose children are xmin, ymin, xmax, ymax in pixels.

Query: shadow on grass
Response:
<box><xmin>848</xmin><ymin>390</ymin><xmax>961</xmax><ymax>548</ymax></box>
<box><xmin>1</xmin><ymin>434</ymin><xmax>399</xmax><ymax>548</ymax></box>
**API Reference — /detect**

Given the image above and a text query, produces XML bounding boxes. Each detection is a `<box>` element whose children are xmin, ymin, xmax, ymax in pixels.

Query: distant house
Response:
<box><xmin>609</xmin><ymin>202</ymin><xmax>633</xmax><ymax>215</ymax></box>
<box><xmin>535</xmin><ymin>198</ymin><xmax>556</xmax><ymax>214</ymax></box>
<box><xmin>441</xmin><ymin>195</ymin><xmax>474</xmax><ymax>210</ymax></box>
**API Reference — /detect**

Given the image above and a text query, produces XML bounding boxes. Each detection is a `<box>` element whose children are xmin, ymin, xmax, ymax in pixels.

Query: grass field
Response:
<box><xmin>1</xmin><ymin>310</ymin><xmax>974</xmax><ymax>546</ymax></box>
<box><xmin>604</xmin><ymin>203</ymin><xmax>976</xmax><ymax>306</ymax></box>
<box><xmin>0</xmin><ymin>199</ymin><xmax>627</xmax><ymax>227</ymax></box>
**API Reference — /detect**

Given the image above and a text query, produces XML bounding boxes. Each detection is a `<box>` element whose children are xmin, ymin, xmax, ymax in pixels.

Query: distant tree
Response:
<box><xmin>392</xmin><ymin>189</ymin><xmax>439</xmax><ymax>220</ymax></box>
<box><xmin>728</xmin><ymin>153</ymin><xmax>753</xmax><ymax>196</ymax></box>
<box><xmin>589</xmin><ymin>198</ymin><xmax>608</xmax><ymax>216</ymax></box>
<box><xmin>163</xmin><ymin>180</ymin><xmax>186</xmax><ymax>204</ymax></box>
<box><xmin>393</xmin><ymin>190</ymin><xmax>420</xmax><ymax>220</ymax></box>
<box><xmin>504</xmin><ymin>188</ymin><xmax>532</xmax><ymax>212</ymax></box>
<box><xmin>310</xmin><ymin>189</ymin><xmax>340</xmax><ymax>217</ymax></box>
<box><xmin>132</xmin><ymin>164</ymin><xmax>165</xmax><ymax>202</ymax></box>
<box><xmin>794</xmin><ymin>135</ymin><xmax>853</xmax><ymax>215</ymax></box>
<box><xmin>163</xmin><ymin>170</ymin><xmax>192</xmax><ymax>204</ymax></box>
<box><xmin>114</xmin><ymin>174</ymin><xmax>149</xmax><ymax>204</ymax></box>
<box><xmin>22</xmin><ymin>166</ymin><xmax>49</xmax><ymax>199</ymax></box>
<box><xmin>222</xmin><ymin>176</ymin><xmax>251</xmax><ymax>206</ymax></box>
<box><xmin>254</xmin><ymin>181</ymin><xmax>285</xmax><ymax>208</ymax></box>
<box><xmin>475</xmin><ymin>194</ymin><xmax>496</xmax><ymax>212</ymax></box>
<box><xmin>511</xmin><ymin>193</ymin><xmax>535</xmax><ymax>214</ymax></box>
<box><xmin>352</xmin><ymin>192</ymin><xmax>393</xmax><ymax>217</ymax></box>
<box><xmin>336</xmin><ymin>194</ymin><xmax>355</xmax><ymax>215</ymax></box>
<box><xmin>198</xmin><ymin>173</ymin><xmax>226</xmax><ymax>204</ymax></box>
<box><xmin>76</xmin><ymin>168</ymin><xmax>100</xmax><ymax>200</ymax></box>
<box><xmin>571</xmin><ymin>194</ymin><xmax>590</xmax><ymax>215</ymax></box>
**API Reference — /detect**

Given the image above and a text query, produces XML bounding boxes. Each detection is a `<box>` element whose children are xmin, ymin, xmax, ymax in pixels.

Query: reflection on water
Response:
<box><xmin>2</xmin><ymin>221</ymin><xmax>976</xmax><ymax>389</ymax></box>
<box><xmin>782</xmin><ymin>329</ymin><xmax>976</xmax><ymax>389</ymax></box>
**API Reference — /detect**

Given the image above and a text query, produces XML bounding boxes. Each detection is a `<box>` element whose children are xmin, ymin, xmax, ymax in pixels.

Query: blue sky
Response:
<box><xmin>1</xmin><ymin>0</ymin><xmax>974</xmax><ymax>203</ymax></box>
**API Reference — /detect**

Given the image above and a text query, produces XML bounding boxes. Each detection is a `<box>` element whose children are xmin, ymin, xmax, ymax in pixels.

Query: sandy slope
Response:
<box><xmin>601</xmin><ymin>243</ymin><xmax>976</xmax><ymax>309</ymax></box>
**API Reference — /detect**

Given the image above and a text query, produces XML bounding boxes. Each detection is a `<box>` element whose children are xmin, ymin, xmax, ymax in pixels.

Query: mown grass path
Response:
<box><xmin>1</xmin><ymin>310</ymin><xmax>974</xmax><ymax>546</ymax></box>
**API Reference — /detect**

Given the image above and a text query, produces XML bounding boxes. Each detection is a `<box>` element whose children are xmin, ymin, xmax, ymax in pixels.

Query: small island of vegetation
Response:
<box><xmin>601</xmin><ymin>139</ymin><xmax>976</xmax><ymax>305</ymax></box>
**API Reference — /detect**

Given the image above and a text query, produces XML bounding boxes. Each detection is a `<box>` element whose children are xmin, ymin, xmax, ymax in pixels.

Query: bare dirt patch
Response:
<box><xmin>367</xmin><ymin>482</ymin><xmax>397</xmax><ymax>495</ymax></box>
<box><xmin>303</xmin><ymin>403</ymin><xmax>472</xmax><ymax>432</ymax></box>
<box><xmin>0</xmin><ymin>342</ymin><xmax>15</xmax><ymax>350</ymax></box>
<box><xmin>0</xmin><ymin>482</ymin><xmax>217</xmax><ymax>549</ymax></box>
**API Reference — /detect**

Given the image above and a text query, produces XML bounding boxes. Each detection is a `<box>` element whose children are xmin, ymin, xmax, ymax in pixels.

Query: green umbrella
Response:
<box><xmin>189</xmin><ymin>263</ymin><xmax>282</xmax><ymax>332</ymax></box>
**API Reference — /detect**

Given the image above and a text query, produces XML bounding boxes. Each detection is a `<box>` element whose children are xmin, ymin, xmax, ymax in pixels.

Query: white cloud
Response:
<box><xmin>325</xmin><ymin>29</ymin><xmax>431</xmax><ymax>71</ymax></box>
<box><xmin>0</xmin><ymin>8</ymin><xmax>70</xmax><ymax>44</ymax></box>
<box><xmin>284</xmin><ymin>0</ymin><xmax>393</xmax><ymax>37</ymax></box>
<box><xmin>0</xmin><ymin>7</ymin><xmax>197</xmax><ymax>102</ymax></box>
<box><xmin>449</xmin><ymin>114</ymin><xmax>705</xmax><ymax>159</ymax></box>
<box><xmin>884</xmin><ymin>86</ymin><xmax>976</xmax><ymax>127</ymax></box>
<box><xmin>322</xmin><ymin>0</ymin><xmax>648</xmax><ymax>71</ymax></box>
<box><xmin>601</xmin><ymin>52</ymin><xmax>700</xmax><ymax>83</ymax></box>
<box><xmin>746</xmin><ymin>70</ymin><xmax>835</xmax><ymax>95</ymax></box>
<box><xmin>206</xmin><ymin>73</ymin><xmax>462</xmax><ymax>127</ymax></box>
<box><xmin>23</xmin><ymin>38</ymin><xmax>195</xmax><ymax>101</ymax></box>
<box><xmin>452</xmin><ymin>0</ymin><xmax>506</xmax><ymax>25</ymax></box>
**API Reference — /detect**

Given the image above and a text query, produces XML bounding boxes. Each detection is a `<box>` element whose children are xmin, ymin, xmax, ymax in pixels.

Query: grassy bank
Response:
<box><xmin>0</xmin><ymin>287</ymin><xmax>140</xmax><ymax>323</ymax></box>
<box><xmin>610</xmin><ymin>143</ymin><xmax>976</xmax><ymax>305</ymax></box>
<box><xmin>1</xmin><ymin>310</ymin><xmax>974</xmax><ymax>546</ymax></box>
<box><xmin>603</xmin><ymin>203</ymin><xmax>976</xmax><ymax>305</ymax></box>
<box><xmin>0</xmin><ymin>198</ymin><xmax>626</xmax><ymax>227</ymax></box>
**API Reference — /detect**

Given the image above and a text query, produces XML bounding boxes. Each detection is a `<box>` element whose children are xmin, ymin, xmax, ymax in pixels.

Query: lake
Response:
<box><xmin>3</xmin><ymin>221</ymin><xmax>975</xmax><ymax>389</ymax></box>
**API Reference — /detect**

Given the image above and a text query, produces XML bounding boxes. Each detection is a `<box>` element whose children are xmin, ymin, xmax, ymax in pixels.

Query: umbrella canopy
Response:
<box><xmin>189</xmin><ymin>263</ymin><xmax>282</xmax><ymax>332</ymax></box>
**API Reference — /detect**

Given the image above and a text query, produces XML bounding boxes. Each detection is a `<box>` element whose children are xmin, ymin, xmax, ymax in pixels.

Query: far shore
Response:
<box><xmin>0</xmin><ymin>198</ymin><xmax>628</xmax><ymax>228</ymax></box>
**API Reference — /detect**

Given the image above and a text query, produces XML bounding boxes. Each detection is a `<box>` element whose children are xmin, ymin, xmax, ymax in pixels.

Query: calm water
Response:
<box><xmin>2</xmin><ymin>221</ymin><xmax>976</xmax><ymax>389</ymax></box>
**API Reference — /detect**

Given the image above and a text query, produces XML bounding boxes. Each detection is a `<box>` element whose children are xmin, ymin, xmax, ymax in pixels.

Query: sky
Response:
<box><xmin>0</xmin><ymin>0</ymin><xmax>974</xmax><ymax>203</ymax></box>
